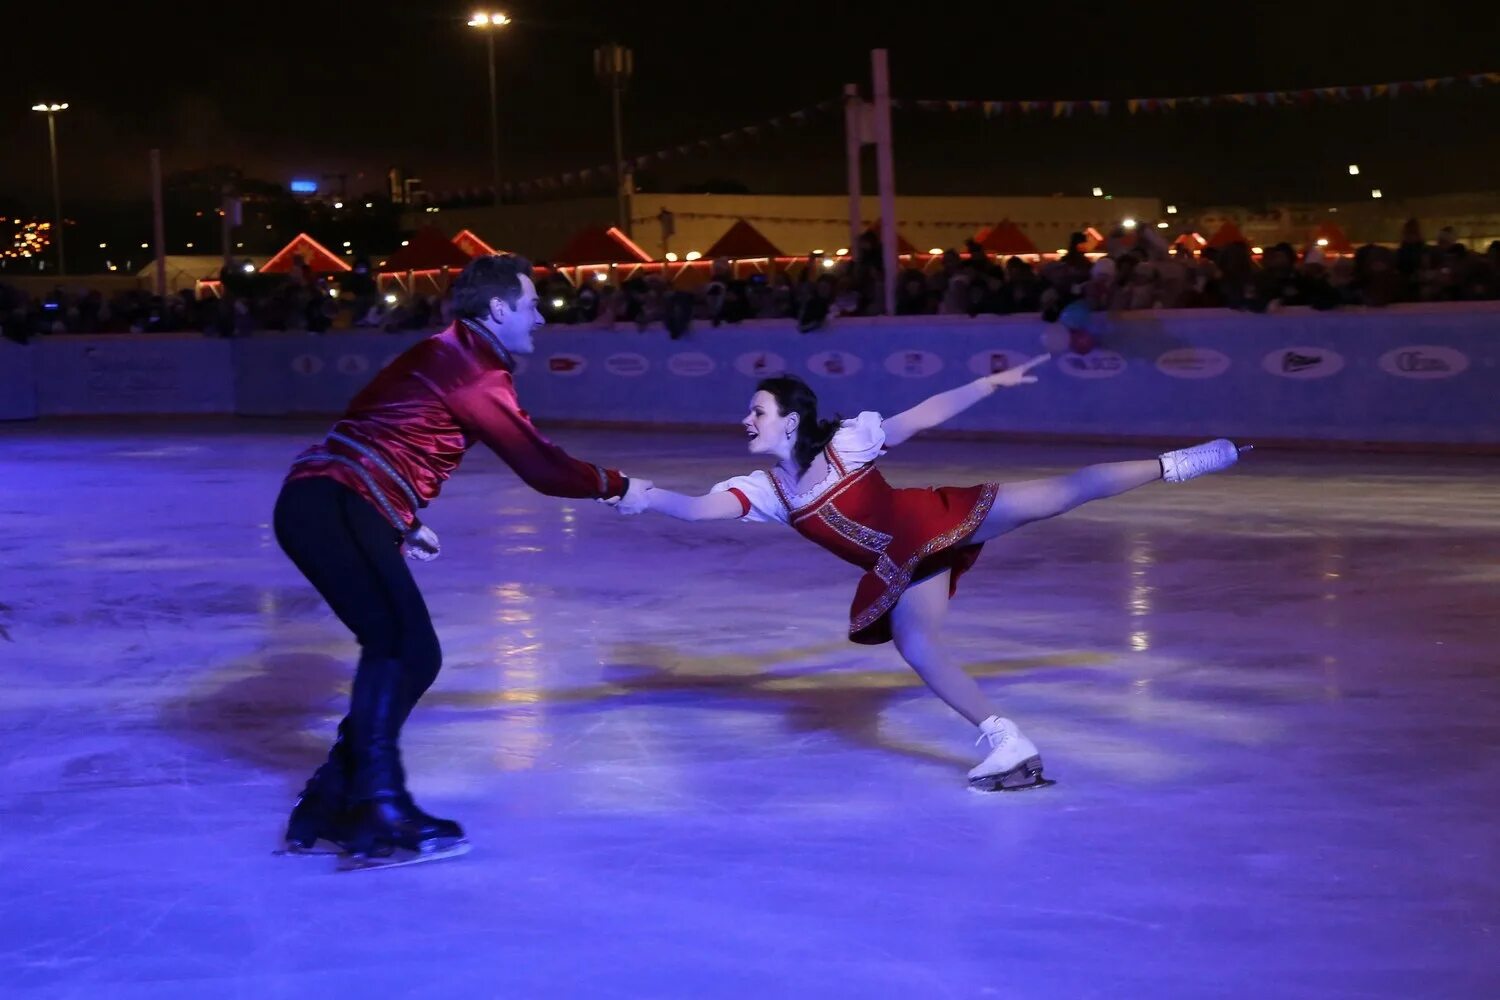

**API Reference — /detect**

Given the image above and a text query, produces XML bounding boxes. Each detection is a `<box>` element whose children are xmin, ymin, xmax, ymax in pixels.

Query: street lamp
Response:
<box><xmin>467</xmin><ymin>11</ymin><xmax>511</xmax><ymax>203</ymax></box>
<box><xmin>31</xmin><ymin>102</ymin><xmax>68</xmax><ymax>274</ymax></box>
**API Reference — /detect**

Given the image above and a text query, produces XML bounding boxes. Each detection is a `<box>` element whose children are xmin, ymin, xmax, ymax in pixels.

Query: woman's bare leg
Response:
<box><xmin>889</xmin><ymin>570</ymin><xmax>995</xmax><ymax>725</ymax></box>
<box><xmin>969</xmin><ymin>458</ymin><xmax>1163</xmax><ymax>544</ymax></box>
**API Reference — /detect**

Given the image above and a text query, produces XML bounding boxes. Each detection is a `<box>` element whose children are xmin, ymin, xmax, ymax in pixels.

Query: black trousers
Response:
<box><xmin>273</xmin><ymin>477</ymin><xmax>442</xmax><ymax>777</ymax></box>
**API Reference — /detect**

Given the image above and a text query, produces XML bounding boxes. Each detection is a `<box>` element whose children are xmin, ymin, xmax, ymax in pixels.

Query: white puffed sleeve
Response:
<box><xmin>830</xmin><ymin>411</ymin><xmax>887</xmax><ymax>469</ymax></box>
<box><xmin>710</xmin><ymin>470</ymin><xmax>789</xmax><ymax>525</ymax></box>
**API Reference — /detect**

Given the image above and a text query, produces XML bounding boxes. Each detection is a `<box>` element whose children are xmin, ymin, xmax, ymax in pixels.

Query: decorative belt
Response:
<box><xmin>291</xmin><ymin>431</ymin><xmax>421</xmax><ymax>533</ymax></box>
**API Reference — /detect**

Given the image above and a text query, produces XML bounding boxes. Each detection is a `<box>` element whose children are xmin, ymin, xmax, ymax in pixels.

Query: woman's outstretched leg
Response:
<box><xmin>889</xmin><ymin>571</ymin><xmax>1052</xmax><ymax>790</ymax></box>
<box><xmin>971</xmin><ymin>439</ymin><xmax>1242</xmax><ymax>543</ymax></box>
<box><xmin>972</xmin><ymin>458</ymin><xmax>1163</xmax><ymax>543</ymax></box>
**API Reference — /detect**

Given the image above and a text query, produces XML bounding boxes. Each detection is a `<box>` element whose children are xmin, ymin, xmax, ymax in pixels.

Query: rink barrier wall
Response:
<box><xmin>6</xmin><ymin>304</ymin><xmax>1500</xmax><ymax>449</ymax></box>
<box><xmin>0</xmin><ymin>339</ymin><xmax>37</xmax><ymax>420</ymax></box>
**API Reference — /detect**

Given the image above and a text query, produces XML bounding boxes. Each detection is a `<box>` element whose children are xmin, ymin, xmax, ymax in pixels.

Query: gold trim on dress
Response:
<box><xmin>848</xmin><ymin>483</ymin><xmax>1000</xmax><ymax>637</ymax></box>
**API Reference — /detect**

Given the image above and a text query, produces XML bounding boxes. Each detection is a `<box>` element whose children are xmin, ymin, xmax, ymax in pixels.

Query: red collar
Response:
<box><xmin>458</xmin><ymin>317</ymin><xmax>516</xmax><ymax>372</ymax></box>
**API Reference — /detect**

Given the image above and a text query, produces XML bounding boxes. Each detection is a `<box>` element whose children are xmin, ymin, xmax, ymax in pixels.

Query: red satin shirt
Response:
<box><xmin>285</xmin><ymin>319</ymin><xmax>625</xmax><ymax>529</ymax></box>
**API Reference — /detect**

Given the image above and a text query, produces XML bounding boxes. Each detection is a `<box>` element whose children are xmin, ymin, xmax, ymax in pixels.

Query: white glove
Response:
<box><xmin>614</xmin><ymin>477</ymin><xmax>654</xmax><ymax>515</ymax></box>
<box><xmin>403</xmin><ymin>524</ymin><xmax>441</xmax><ymax>561</ymax></box>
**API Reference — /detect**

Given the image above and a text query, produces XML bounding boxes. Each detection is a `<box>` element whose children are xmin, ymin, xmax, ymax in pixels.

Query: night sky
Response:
<box><xmin>4</xmin><ymin>1</ymin><xmax>1499</xmax><ymax>212</ymax></box>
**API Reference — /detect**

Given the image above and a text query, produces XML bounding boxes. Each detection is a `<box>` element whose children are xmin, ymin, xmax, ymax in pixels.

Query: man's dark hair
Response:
<box><xmin>450</xmin><ymin>254</ymin><xmax>534</xmax><ymax>318</ymax></box>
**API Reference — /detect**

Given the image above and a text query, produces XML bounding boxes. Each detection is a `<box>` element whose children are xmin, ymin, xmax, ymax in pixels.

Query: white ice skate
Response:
<box><xmin>1158</xmin><ymin>438</ymin><xmax>1246</xmax><ymax>483</ymax></box>
<box><xmin>969</xmin><ymin>716</ymin><xmax>1053</xmax><ymax>791</ymax></box>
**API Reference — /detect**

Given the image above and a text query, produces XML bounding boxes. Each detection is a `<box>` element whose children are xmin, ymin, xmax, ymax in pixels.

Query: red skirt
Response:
<box><xmin>834</xmin><ymin>482</ymin><xmax>998</xmax><ymax>645</ymax></box>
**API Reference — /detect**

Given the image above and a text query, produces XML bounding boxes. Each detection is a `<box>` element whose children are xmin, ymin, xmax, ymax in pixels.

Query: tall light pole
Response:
<box><xmin>31</xmin><ymin>102</ymin><xmax>68</xmax><ymax>275</ymax></box>
<box><xmin>467</xmin><ymin>12</ymin><xmax>510</xmax><ymax>204</ymax></box>
<box><xmin>594</xmin><ymin>43</ymin><xmax>633</xmax><ymax>234</ymax></box>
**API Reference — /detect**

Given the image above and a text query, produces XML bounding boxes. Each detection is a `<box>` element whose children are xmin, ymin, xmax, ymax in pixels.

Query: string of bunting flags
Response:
<box><xmin>628</xmin><ymin>212</ymin><xmax>1072</xmax><ymax>230</ymax></box>
<box><xmin>503</xmin><ymin>100</ymin><xmax>838</xmax><ymax>198</ymax></box>
<box><xmin>500</xmin><ymin>70</ymin><xmax>1499</xmax><ymax>195</ymax></box>
<box><xmin>901</xmin><ymin>71</ymin><xmax>1500</xmax><ymax>118</ymax></box>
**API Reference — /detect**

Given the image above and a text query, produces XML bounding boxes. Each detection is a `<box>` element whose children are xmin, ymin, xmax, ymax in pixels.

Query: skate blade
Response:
<box><xmin>274</xmin><ymin>837</ymin><xmax>348</xmax><ymax>857</ymax></box>
<box><xmin>968</xmin><ymin>755</ymin><xmax>1056</xmax><ymax>793</ymax></box>
<box><xmin>337</xmin><ymin>839</ymin><xmax>471</xmax><ymax>873</ymax></box>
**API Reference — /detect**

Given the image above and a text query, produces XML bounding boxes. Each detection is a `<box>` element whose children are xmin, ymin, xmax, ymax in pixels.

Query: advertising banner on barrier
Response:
<box><xmin>33</xmin><ymin>335</ymin><xmax>235</xmax><ymax>415</ymax></box>
<box><xmin>12</xmin><ymin>305</ymin><xmax>1500</xmax><ymax>446</ymax></box>
<box><xmin>233</xmin><ymin>332</ymin><xmax>429</xmax><ymax>415</ymax></box>
<box><xmin>499</xmin><ymin>309</ymin><xmax>1500</xmax><ymax>445</ymax></box>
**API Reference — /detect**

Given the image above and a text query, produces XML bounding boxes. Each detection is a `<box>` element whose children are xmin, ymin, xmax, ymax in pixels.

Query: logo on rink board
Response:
<box><xmin>604</xmin><ymin>353</ymin><xmax>650</xmax><ymax>377</ymax></box>
<box><xmin>1057</xmin><ymin>350</ymin><xmax>1126</xmax><ymax>378</ymax></box>
<box><xmin>884</xmin><ymin>350</ymin><xmax>945</xmax><ymax>378</ymax></box>
<box><xmin>806</xmin><ymin>350</ymin><xmax>863</xmax><ymax>378</ymax></box>
<box><xmin>735</xmin><ymin>351</ymin><xmax>788</xmax><ymax>377</ymax></box>
<box><xmin>667</xmin><ymin>352</ymin><xmax>716</xmax><ymax>376</ymax></box>
<box><xmin>290</xmin><ymin>354</ymin><xmax>325</xmax><ymax>376</ymax></box>
<box><xmin>547</xmin><ymin>354</ymin><xmax>588</xmax><ymax>376</ymax></box>
<box><xmin>1377</xmin><ymin>346</ymin><xmax>1469</xmax><ymax>380</ymax></box>
<box><xmin>1263</xmin><ymin>347</ymin><xmax>1345</xmax><ymax>379</ymax></box>
<box><xmin>966</xmin><ymin>350</ymin><xmax>1034</xmax><ymax>377</ymax></box>
<box><xmin>1155</xmin><ymin>347</ymin><xmax>1232</xmax><ymax>379</ymax></box>
<box><xmin>336</xmin><ymin>354</ymin><xmax>370</xmax><ymax>376</ymax></box>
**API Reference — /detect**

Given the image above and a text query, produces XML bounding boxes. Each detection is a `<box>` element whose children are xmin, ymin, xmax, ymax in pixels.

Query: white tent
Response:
<box><xmin>134</xmin><ymin>255</ymin><xmax>270</xmax><ymax>293</ymax></box>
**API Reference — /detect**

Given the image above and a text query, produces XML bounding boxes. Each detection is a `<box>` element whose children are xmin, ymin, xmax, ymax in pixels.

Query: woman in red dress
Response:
<box><xmin>616</xmin><ymin>355</ymin><xmax>1243</xmax><ymax>790</ymax></box>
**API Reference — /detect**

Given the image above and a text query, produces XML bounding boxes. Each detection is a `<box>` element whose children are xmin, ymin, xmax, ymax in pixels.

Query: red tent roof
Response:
<box><xmin>452</xmin><ymin>229</ymin><xmax>501</xmax><ymax>258</ymax></box>
<box><xmin>1308</xmin><ymin>220</ymin><xmax>1354</xmax><ymax>253</ymax></box>
<box><xmin>705</xmin><ymin>219</ymin><xmax>784</xmax><ymax>259</ymax></box>
<box><xmin>381</xmin><ymin>226</ymin><xmax>473</xmax><ymax>272</ymax></box>
<box><xmin>975</xmin><ymin>219</ymin><xmax>1040</xmax><ymax>255</ymax></box>
<box><xmin>552</xmin><ymin>226</ymin><xmax>654</xmax><ymax>265</ymax></box>
<box><xmin>865</xmin><ymin>220</ymin><xmax>918</xmax><ymax>256</ymax></box>
<box><xmin>1206</xmin><ymin>221</ymin><xmax>1250</xmax><ymax>248</ymax></box>
<box><xmin>260</xmin><ymin>233</ymin><xmax>351</xmax><ymax>274</ymax></box>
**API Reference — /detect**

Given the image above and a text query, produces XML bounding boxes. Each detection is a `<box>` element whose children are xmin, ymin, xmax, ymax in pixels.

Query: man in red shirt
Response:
<box><xmin>273</xmin><ymin>255</ymin><xmax>646</xmax><ymax>869</ymax></box>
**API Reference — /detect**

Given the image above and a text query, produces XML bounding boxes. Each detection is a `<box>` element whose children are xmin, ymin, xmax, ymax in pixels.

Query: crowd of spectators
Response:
<box><xmin>5</xmin><ymin>219</ymin><xmax>1499</xmax><ymax>344</ymax></box>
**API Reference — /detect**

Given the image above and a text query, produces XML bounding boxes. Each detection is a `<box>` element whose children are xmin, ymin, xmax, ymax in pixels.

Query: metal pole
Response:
<box><xmin>46</xmin><ymin>112</ymin><xmax>65</xmax><ymax>276</ymax></box>
<box><xmin>843</xmin><ymin>83</ymin><xmax>862</xmax><ymax>260</ymax></box>
<box><xmin>150</xmin><ymin>149</ymin><xmax>166</xmax><ymax>298</ymax></box>
<box><xmin>221</xmin><ymin>185</ymin><xmax>233</xmax><ymax>272</ymax></box>
<box><xmin>871</xmin><ymin>49</ymin><xmax>898</xmax><ymax>315</ymax></box>
<box><xmin>487</xmin><ymin>31</ymin><xmax>501</xmax><ymax>202</ymax></box>
<box><xmin>612</xmin><ymin>77</ymin><xmax>628</xmax><ymax>234</ymax></box>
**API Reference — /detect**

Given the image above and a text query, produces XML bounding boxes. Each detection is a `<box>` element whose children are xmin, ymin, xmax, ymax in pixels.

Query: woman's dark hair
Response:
<box><xmin>755</xmin><ymin>374</ymin><xmax>840</xmax><ymax>474</ymax></box>
<box><xmin>450</xmin><ymin>254</ymin><xmax>533</xmax><ymax>318</ymax></box>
